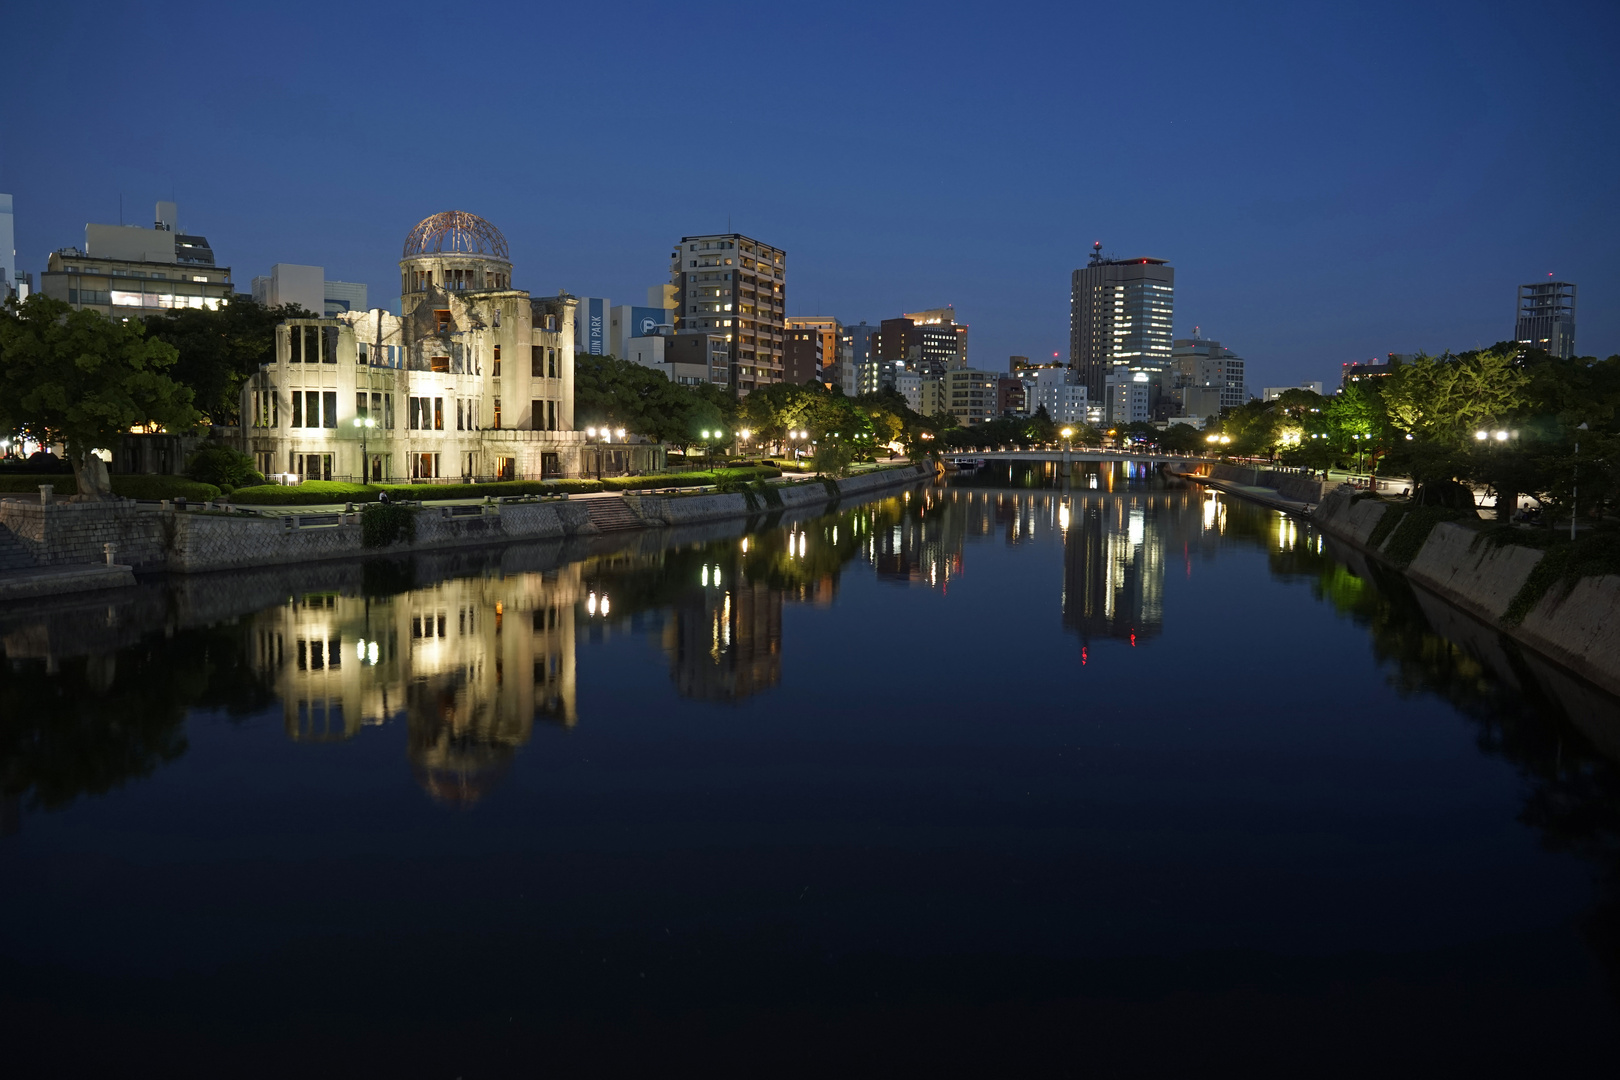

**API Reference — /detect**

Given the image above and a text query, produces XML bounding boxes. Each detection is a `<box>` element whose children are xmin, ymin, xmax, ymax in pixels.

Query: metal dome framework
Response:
<box><xmin>402</xmin><ymin>211</ymin><xmax>510</xmax><ymax>261</ymax></box>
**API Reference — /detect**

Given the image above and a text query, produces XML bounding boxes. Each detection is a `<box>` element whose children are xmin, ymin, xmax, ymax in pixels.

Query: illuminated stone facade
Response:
<box><xmin>241</xmin><ymin>211</ymin><xmax>661</xmax><ymax>482</ymax></box>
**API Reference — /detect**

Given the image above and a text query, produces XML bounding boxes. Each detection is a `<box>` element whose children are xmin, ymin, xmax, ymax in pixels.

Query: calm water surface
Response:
<box><xmin>4</xmin><ymin>463</ymin><xmax>1620</xmax><ymax>1075</ymax></box>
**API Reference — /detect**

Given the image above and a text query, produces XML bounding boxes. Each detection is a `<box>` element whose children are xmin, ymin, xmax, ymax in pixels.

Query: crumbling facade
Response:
<box><xmin>242</xmin><ymin>211</ymin><xmax>661</xmax><ymax>482</ymax></box>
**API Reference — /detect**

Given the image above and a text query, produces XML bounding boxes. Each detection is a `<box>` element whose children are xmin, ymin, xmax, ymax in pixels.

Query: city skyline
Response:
<box><xmin>3</xmin><ymin>1</ymin><xmax>1616</xmax><ymax>394</ymax></box>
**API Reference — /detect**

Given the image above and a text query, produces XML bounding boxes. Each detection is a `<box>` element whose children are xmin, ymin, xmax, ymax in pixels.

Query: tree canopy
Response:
<box><xmin>0</xmin><ymin>296</ymin><xmax>199</xmax><ymax>494</ymax></box>
<box><xmin>142</xmin><ymin>295</ymin><xmax>313</xmax><ymax>425</ymax></box>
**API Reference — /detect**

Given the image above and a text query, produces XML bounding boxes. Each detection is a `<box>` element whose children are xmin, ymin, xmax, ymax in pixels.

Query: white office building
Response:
<box><xmin>1027</xmin><ymin>367</ymin><xmax>1090</xmax><ymax>425</ymax></box>
<box><xmin>251</xmin><ymin>263</ymin><xmax>368</xmax><ymax>316</ymax></box>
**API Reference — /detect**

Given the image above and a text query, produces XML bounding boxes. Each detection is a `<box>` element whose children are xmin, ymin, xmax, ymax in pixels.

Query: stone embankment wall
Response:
<box><xmin>167</xmin><ymin>500</ymin><xmax>593</xmax><ymax>572</ymax></box>
<box><xmin>0</xmin><ymin>466</ymin><xmax>925</xmax><ymax>578</ymax></box>
<box><xmin>624</xmin><ymin>465</ymin><xmax>926</xmax><ymax>527</ymax></box>
<box><xmin>1313</xmin><ymin>489</ymin><xmax>1620</xmax><ymax>698</ymax></box>
<box><xmin>1196</xmin><ymin>463</ymin><xmax>1337</xmax><ymax>505</ymax></box>
<box><xmin>0</xmin><ymin>498</ymin><xmax>169</xmax><ymax>567</ymax></box>
<box><xmin>0</xmin><ymin>496</ymin><xmax>593</xmax><ymax>575</ymax></box>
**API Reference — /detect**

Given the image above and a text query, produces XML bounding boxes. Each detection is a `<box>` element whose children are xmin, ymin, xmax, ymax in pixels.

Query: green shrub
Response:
<box><xmin>0</xmin><ymin>474</ymin><xmax>69</xmax><ymax>494</ymax></box>
<box><xmin>229</xmin><ymin>481</ymin><xmax>381</xmax><ymax>505</ymax></box>
<box><xmin>0</xmin><ymin>474</ymin><xmax>221</xmax><ymax>500</ymax></box>
<box><xmin>110</xmin><ymin>475</ymin><xmax>222</xmax><ymax>501</ymax></box>
<box><xmin>600</xmin><ymin>467</ymin><xmax>779</xmax><ymax>491</ymax></box>
<box><xmin>361</xmin><ymin>503</ymin><xmax>417</xmax><ymax>548</ymax></box>
<box><xmin>186</xmin><ymin>446</ymin><xmax>264</xmax><ymax>488</ymax></box>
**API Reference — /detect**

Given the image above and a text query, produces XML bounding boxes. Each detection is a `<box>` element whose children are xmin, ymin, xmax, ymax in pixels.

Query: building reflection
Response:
<box><xmin>251</xmin><ymin>566</ymin><xmax>581</xmax><ymax>804</ymax></box>
<box><xmin>665</xmin><ymin>568</ymin><xmax>783</xmax><ymax>701</ymax></box>
<box><xmin>1060</xmin><ymin>496</ymin><xmax>1169</xmax><ymax>646</ymax></box>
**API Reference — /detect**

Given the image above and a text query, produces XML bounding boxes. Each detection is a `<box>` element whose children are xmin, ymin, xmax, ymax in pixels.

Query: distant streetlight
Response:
<box><xmin>352</xmin><ymin>415</ymin><xmax>375</xmax><ymax>482</ymax></box>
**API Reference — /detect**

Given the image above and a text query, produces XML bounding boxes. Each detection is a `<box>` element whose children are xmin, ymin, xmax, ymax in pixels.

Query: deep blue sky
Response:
<box><xmin>4</xmin><ymin>0</ymin><xmax>1617</xmax><ymax>388</ymax></box>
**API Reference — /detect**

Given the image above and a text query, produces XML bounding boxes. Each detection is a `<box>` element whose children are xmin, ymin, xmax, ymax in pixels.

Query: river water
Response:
<box><xmin>3</xmin><ymin>463</ymin><xmax>1619</xmax><ymax>1074</ymax></box>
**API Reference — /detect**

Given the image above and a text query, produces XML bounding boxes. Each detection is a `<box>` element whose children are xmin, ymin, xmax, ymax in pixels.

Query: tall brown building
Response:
<box><xmin>786</xmin><ymin>316</ymin><xmax>844</xmax><ymax>383</ymax></box>
<box><xmin>670</xmin><ymin>233</ymin><xmax>786</xmax><ymax>395</ymax></box>
<box><xmin>784</xmin><ymin>326</ymin><xmax>824</xmax><ymax>384</ymax></box>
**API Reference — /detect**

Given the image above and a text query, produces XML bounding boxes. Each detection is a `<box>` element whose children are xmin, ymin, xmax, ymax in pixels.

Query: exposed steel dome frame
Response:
<box><xmin>402</xmin><ymin>211</ymin><xmax>510</xmax><ymax>261</ymax></box>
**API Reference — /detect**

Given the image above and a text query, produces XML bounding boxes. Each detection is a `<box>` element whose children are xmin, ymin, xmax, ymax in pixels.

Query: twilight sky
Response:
<box><xmin>3</xmin><ymin>0</ymin><xmax>1617</xmax><ymax>390</ymax></box>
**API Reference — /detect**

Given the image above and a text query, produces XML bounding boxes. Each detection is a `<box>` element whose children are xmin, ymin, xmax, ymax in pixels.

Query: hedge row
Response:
<box><xmin>226</xmin><ymin>468</ymin><xmax>781</xmax><ymax>505</ymax></box>
<box><xmin>0</xmin><ymin>474</ymin><xmax>222</xmax><ymax>501</ymax></box>
<box><xmin>226</xmin><ymin>479</ymin><xmax>605</xmax><ymax>505</ymax></box>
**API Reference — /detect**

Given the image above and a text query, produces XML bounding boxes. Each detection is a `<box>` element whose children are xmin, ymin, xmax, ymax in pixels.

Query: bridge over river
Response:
<box><xmin>943</xmin><ymin>450</ymin><xmax>1216</xmax><ymax>471</ymax></box>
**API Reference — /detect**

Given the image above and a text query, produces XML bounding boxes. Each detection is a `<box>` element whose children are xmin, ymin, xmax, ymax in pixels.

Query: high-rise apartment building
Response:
<box><xmin>671</xmin><ymin>233</ymin><xmax>786</xmax><ymax>394</ymax></box>
<box><xmin>1515</xmin><ymin>280</ymin><xmax>1576</xmax><ymax>359</ymax></box>
<box><xmin>1069</xmin><ymin>245</ymin><xmax>1174</xmax><ymax>401</ymax></box>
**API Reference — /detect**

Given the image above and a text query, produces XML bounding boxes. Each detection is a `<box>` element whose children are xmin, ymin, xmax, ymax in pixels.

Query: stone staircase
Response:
<box><xmin>584</xmin><ymin>497</ymin><xmax>643</xmax><ymax>532</ymax></box>
<box><xmin>0</xmin><ymin>523</ymin><xmax>37</xmax><ymax>572</ymax></box>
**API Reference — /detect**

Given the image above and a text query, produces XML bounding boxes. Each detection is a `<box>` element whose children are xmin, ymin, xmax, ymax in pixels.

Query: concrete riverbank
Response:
<box><xmin>0</xmin><ymin>464</ymin><xmax>927</xmax><ymax>589</ymax></box>
<box><xmin>1184</xmin><ymin>460</ymin><xmax>1620</xmax><ymax>699</ymax></box>
<box><xmin>1309</xmin><ymin>489</ymin><xmax>1620</xmax><ymax>698</ymax></box>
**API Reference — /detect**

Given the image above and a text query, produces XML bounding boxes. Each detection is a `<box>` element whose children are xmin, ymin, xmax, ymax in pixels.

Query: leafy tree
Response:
<box><xmin>143</xmin><ymin>295</ymin><xmax>313</xmax><ymax>425</ymax></box>
<box><xmin>573</xmin><ymin>353</ymin><xmax>731</xmax><ymax>450</ymax></box>
<box><xmin>1383</xmin><ymin>348</ymin><xmax>1527</xmax><ymax>446</ymax></box>
<box><xmin>0</xmin><ymin>296</ymin><xmax>199</xmax><ymax>495</ymax></box>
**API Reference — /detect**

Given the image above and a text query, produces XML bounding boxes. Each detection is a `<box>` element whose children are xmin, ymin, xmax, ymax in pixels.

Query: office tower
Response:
<box><xmin>903</xmin><ymin>306</ymin><xmax>969</xmax><ymax>367</ymax></box>
<box><xmin>1069</xmin><ymin>244</ymin><xmax>1174</xmax><ymax>401</ymax></box>
<box><xmin>1516</xmin><ymin>280</ymin><xmax>1576</xmax><ymax>359</ymax></box>
<box><xmin>873</xmin><ymin>307</ymin><xmax>966</xmax><ymax>380</ymax></box>
<box><xmin>670</xmin><ymin>233</ymin><xmax>786</xmax><ymax>394</ymax></box>
<box><xmin>41</xmin><ymin>201</ymin><xmax>233</xmax><ymax>314</ymax></box>
<box><xmin>1171</xmin><ymin>337</ymin><xmax>1245</xmax><ymax>417</ymax></box>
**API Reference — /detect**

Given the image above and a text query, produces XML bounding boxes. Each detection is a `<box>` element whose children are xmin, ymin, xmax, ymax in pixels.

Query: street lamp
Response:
<box><xmin>352</xmin><ymin>416</ymin><xmax>375</xmax><ymax>482</ymax></box>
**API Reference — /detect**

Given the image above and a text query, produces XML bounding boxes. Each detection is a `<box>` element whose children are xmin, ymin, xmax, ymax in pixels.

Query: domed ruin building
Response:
<box><xmin>243</xmin><ymin>211</ymin><xmax>662</xmax><ymax>482</ymax></box>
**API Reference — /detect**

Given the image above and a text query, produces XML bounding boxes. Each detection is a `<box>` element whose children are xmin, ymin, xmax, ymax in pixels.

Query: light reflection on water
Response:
<box><xmin>4</xmin><ymin>462</ymin><xmax>1620</xmax><ymax>1067</ymax></box>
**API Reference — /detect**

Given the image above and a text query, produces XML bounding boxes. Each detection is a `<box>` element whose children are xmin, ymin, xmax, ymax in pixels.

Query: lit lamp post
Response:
<box><xmin>352</xmin><ymin>416</ymin><xmax>375</xmax><ymax>482</ymax></box>
<box><xmin>736</xmin><ymin>429</ymin><xmax>751</xmax><ymax>460</ymax></box>
<box><xmin>1060</xmin><ymin>426</ymin><xmax>1074</xmax><ymax>474</ymax></box>
<box><xmin>1474</xmin><ymin>427</ymin><xmax>1518</xmax><ymax>515</ymax></box>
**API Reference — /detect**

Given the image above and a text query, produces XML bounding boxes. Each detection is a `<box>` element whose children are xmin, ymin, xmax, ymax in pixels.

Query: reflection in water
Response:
<box><xmin>254</xmin><ymin>566</ymin><xmax>582</xmax><ymax>804</ymax></box>
<box><xmin>4</xmin><ymin>475</ymin><xmax>1620</xmax><ymax>945</ymax></box>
